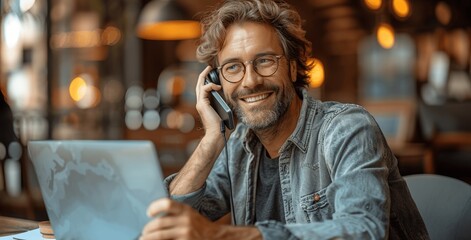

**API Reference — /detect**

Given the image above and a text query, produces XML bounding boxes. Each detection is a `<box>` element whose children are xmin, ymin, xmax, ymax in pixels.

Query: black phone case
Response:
<box><xmin>205</xmin><ymin>70</ymin><xmax>235</xmax><ymax>130</ymax></box>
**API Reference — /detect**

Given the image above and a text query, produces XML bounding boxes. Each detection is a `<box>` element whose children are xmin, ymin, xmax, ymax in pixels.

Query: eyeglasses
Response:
<box><xmin>217</xmin><ymin>54</ymin><xmax>284</xmax><ymax>83</ymax></box>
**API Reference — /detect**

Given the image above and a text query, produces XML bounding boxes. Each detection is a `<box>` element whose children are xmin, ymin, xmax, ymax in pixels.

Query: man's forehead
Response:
<box><xmin>218</xmin><ymin>22</ymin><xmax>283</xmax><ymax>61</ymax></box>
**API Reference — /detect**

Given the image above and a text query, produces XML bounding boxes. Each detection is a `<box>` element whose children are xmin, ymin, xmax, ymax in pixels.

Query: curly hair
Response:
<box><xmin>196</xmin><ymin>0</ymin><xmax>313</xmax><ymax>95</ymax></box>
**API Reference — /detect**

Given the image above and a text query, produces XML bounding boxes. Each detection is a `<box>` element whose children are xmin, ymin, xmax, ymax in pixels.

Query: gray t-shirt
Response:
<box><xmin>255</xmin><ymin>150</ymin><xmax>285</xmax><ymax>223</ymax></box>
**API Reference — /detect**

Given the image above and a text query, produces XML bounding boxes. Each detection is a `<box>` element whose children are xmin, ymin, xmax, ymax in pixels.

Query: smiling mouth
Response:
<box><xmin>241</xmin><ymin>93</ymin><xmax>271</xmax><ymax>103</ymax></box>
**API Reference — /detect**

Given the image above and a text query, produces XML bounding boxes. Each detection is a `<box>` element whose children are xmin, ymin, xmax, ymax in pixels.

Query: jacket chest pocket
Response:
<box><xmin>300</xmin><ymin>188</ymin><xmax>332</xmax><ymax>222</ymax></box>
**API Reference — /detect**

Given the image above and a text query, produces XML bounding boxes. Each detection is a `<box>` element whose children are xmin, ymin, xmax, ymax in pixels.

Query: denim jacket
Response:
<box><xmin>165</xmin><ymin>91</ymin><xmax>429</xmax><ymax>240</ymax></box>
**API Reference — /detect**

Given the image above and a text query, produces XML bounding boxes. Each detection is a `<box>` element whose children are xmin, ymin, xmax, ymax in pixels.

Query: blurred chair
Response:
<box><xmin>419</xmin><ymin>101</ymin><xmax>471</xmax><ymax>174</ymax></box>
<box><xmin>404</xmin><ymin>174</ymin><xmax>471</xmax><ymax>240</ymax></box>
<box><xmin>422</xmin><ymin>132</ymin><xmax>471</xmax><ymax>174</ymax></box>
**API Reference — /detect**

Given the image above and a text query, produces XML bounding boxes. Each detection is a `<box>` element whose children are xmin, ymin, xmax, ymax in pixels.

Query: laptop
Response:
<box><xmin>28</xmin><ymin>140</ymin><xmax>168</xmax><ymax>240</ymax></box>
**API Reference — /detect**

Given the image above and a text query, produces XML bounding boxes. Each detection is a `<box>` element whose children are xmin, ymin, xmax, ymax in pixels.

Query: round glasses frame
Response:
<box><xmin>216</xmin><ymin>54</ymin><xmax>284</xmax><ymax>83</ymax></box>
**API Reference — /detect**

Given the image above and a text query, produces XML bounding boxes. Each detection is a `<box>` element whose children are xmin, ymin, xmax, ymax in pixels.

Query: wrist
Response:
<box><xmin>200</xmin><ymin>131</ymin><xmax>225</xmax><ymax>149</ymax></box>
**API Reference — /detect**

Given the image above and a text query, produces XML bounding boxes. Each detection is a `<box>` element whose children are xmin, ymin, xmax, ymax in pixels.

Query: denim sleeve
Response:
<box><xmin>162</xmin><ymin>156</ymin><xmax>231</xmax><ymax>221</ymax></box>
<box><xmin>282</xmin><ymin>106</ymin><xmax>392</xmax><ymax>239</ymax></box>
<box><xmin>163</xmin><ymin>173</ymin><xmax>207</xmax><ymax>207</ymax></box>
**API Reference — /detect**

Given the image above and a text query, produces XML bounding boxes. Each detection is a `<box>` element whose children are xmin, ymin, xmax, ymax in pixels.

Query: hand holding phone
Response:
<box><xmin>205</xmin><ymin>69</ymin><xmax>235</xmax><ymax>130</ymax></box>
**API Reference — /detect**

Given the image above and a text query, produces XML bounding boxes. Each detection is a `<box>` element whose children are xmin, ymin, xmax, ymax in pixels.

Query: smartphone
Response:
<box><xmin>204</xmin><ymin>69</ymin><xmax>235</xmax><ymax>130</ymax></box>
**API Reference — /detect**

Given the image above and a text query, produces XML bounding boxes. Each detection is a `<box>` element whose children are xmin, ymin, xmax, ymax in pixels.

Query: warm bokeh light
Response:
<box><xmin>308</xmin><ymin>58</ymin><xmax>325</xmax><ymax>88</ymax></box>
<box><xmin>69</xmin><ymin>76</ymin><xmax>87</xmax><ymax>101</ymax></box>
<box><xmin>435</xmin><ymin>2</ymin><xmax>452</xmax><ymax>25</ymax></box>
<box><xmin>76</xmin><ymin>85</ymin><xmax>101</xmax><ymax>109</ymax></box>
<box><xmin>167</xmin><ymin>76</ymin><xmax>186</xmax><ymax>96</ymax></box>
<box><xmin>137</xmin><ymin>21</ymin><xmax>201</xmax><ymax>40</ymax></box>
<box><xmin>377</xmin><ymin>23</ymin><xmax>395</xmax><ymax>49</ymax></box>
<box><xmin>50</xmin><ymin>28</ymin><xmax>122</xmax><ymax>49</ymax></box>
<box><xmin>392</xmin><ymin>0</ymin><xmax>410</xmax><ymax>18</ymax></box>
<box><xmin>102</xmin><ymin>26</ymin><xmax>122</xmax><ymax>46</ymax></box>
<box><xmin>166</xmin><ymin>110</ymin><xmax>183</xmax><ymax>129</ymax></box>
<box><xmin>72</xmin><ymin>31</ymin><xmax>101</xmax><ymax>48</ymax></box>
<box><xmin>364</xmin><ymin>0</ymin><xmax>382</xmax><ymax>10</ymax></box>
<box><xmin>179</xmin><ymin>113</ymin><xmax>195</xmax><ymax>133</ymax></box>
<box><xmin>69</xmin><ymin>75</ymin><xmax>102</xmax><ymax>109</ymax></box>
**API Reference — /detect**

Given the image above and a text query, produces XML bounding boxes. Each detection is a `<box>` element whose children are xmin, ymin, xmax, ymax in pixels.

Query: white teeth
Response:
<box><xmin>244</xmin><ymin>93</ymin><xmax>269</xmax><ymax>103</ymax></box>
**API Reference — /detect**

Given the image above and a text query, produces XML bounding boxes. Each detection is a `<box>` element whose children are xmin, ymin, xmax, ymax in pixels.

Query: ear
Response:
<box><xmin>290</xmin><ymin>60</ymin><xmax>297</xmax><ymax>82</ymax></box>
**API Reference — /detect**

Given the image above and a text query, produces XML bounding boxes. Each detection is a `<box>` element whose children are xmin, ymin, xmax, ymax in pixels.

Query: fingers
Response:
<box><xmin>147</xmin><ymin>198</ymin><xmax>184</xmax><ymax>218</ymax></box>
<box><xmin>142</xmin><ymin>214</ymin><xmax>180</xmax><ymax>235</ymax></box>
<box><xmin>142</xmin><ymin>199</ymin><xmax>187</xmax><ymax>239</ymax></box>
<box><xmin>194</xmin><ymin>67</ymin><xmax>225</xmax><ymax>135</ymax></box>
<box><xmin>197</xmin><ymin>66</ymin><xmax>213</xmax><ymax>87</ymax></box>
<box><xmin>140</xmin><ymin>225</ymin><xmax>185</xmax><ymax>240</ymax></box>
<box><xmin>142</xmin><ymin>199</ymin><xmax>218</xmax><ymax>240</ymax></box>
<box><xmin>142</xmin><ymin>199</ymin><xmax>198</xmax><ymax>240</ymax></box>
<box><xmin>196</xmin><ymin>66</ymin><xmax>222</xmax><ymax>100</ymax></box>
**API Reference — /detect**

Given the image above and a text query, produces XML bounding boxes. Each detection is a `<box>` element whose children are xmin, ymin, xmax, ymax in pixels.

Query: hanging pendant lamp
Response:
<box><xmin>136</xmin><ymin>0</ymin><xmax>201</xmax><ymax>40</ymax></box>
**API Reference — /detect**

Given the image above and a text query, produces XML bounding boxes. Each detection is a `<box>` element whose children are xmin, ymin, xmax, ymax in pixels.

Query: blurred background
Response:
<box><xmin>0</xmin><ymin>0</ymin><xmax>470</xmax><ymax>220</ymax></box>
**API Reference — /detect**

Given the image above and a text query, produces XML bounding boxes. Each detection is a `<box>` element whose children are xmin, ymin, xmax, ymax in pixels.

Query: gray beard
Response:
<box><xmin>232</xmin><ymin>84</ymin><xmax>295</xmax><ymax>131</ymax></box>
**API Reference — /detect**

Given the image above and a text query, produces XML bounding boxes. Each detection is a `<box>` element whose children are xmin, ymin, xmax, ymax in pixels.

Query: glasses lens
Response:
<box><xmin>254</xmin><ymin>55</ymin><xmax>279</xmax><ymax>76</ymax></box>
<box><xmin>220</xmin><ymin>55</ymin><xmax>281</xmax><ymax>83</ymax></box>
<box><xmin>222</xmin><ymin>62</ymin><xmax>245</xmax><ymax>82</ymax></box>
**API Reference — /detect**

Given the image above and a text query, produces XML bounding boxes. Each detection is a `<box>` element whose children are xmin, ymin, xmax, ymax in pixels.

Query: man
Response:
<box><xmin>141</xmin><ymin>0</ymin><xmax>429</xmax><ymax>239</ymax></box>
<box><xmin>1</xmin><ymin>90</ymin><xmax>17</xmax><ymax>154</ymax></box>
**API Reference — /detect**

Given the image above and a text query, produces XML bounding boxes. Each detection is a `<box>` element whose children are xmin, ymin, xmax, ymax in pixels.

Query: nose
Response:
<box><xmin>241</xmin><ymin>64</ymin><xmax>263</xmax><ymax>88</ymax></box>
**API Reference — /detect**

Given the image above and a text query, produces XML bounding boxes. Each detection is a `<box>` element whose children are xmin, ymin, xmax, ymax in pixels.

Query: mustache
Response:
<box><xmin>230</xmin><ymin>84</ymin><xmax>279</xmax><ymax>100</ymax></box>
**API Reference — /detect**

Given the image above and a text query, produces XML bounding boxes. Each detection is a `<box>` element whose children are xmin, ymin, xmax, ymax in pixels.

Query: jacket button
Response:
<box><xmin>313</xmin><ymin>194</ymin><xmax>320</xmax><ymax>202</ymax></box>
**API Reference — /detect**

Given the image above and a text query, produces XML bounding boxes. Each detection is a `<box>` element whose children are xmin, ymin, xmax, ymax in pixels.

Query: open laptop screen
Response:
<box><xmin>28</xmin><ymin>140</ymin><xmax>167</xmax><ymax>240</ymax></box>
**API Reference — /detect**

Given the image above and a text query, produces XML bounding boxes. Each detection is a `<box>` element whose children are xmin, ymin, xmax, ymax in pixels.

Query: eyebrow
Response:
<box><xmin>219</xmin><ymin>51</ymin><xmax>280</xmax><ymax>65</ymax></box>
